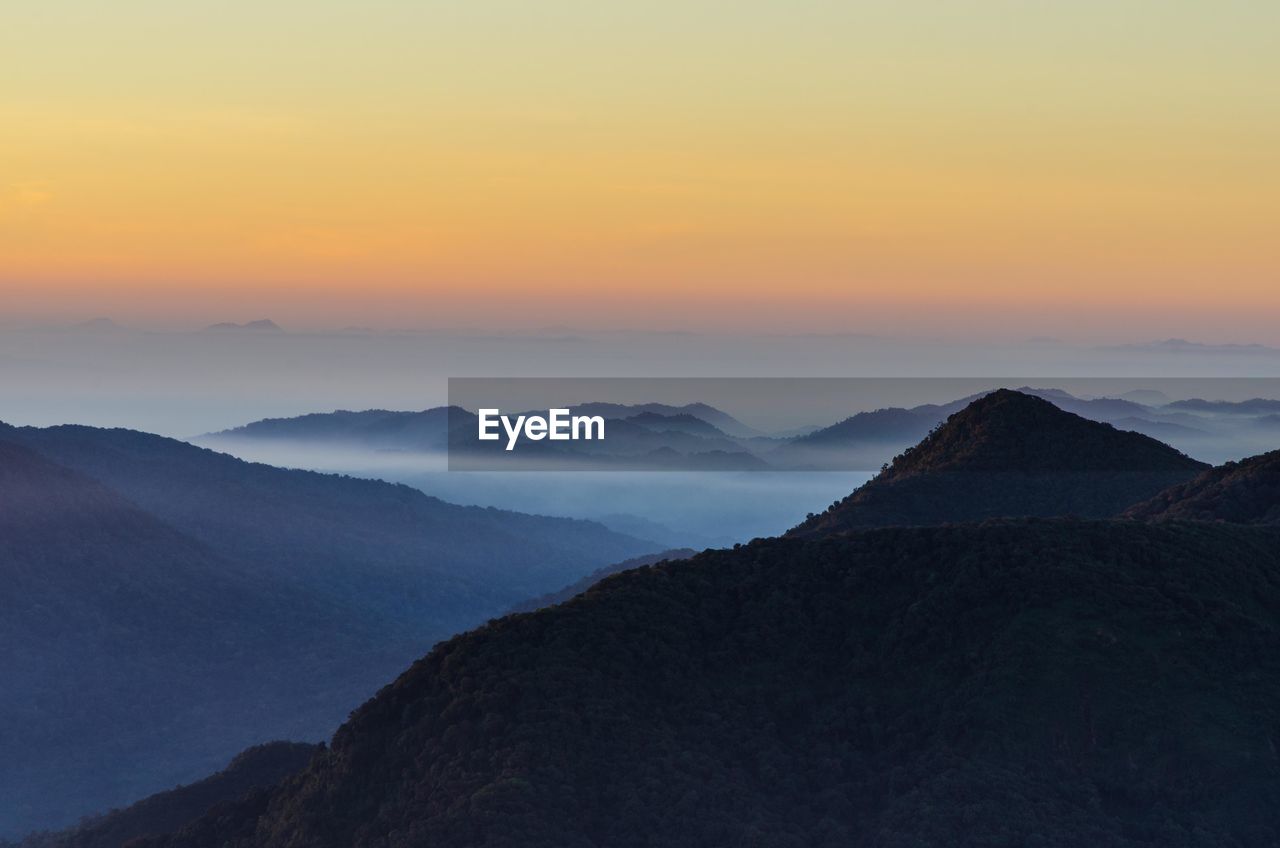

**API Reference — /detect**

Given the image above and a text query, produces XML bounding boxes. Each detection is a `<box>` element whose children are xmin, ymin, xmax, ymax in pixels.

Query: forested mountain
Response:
<box><xmin>506</xmin><ymin>548</ymin><xmax>697</xmax><ymax>614</ymax></box>
<box><xmin>11</xmin><ymin>743</ymin><xmax>318</xmax><ymax>848</ymax></box>
<box><xmin>1125</xmin><ymin>448</ymin><xmax>1280</xmax><ymax>525</ymax></box>
<box><xmin>138</xmin><ymin>520</ymin><xmax>1280</xmax><ymax>847</ymax></box>
<box><xmin>0</xmin><ymin>424</ymin><xmax>653</xmax><ymax>838</ymax></box>
<box><xmin>789</xmin><ymin>390</ymin><xmax>1208</xmax><ymax>536</ymax></box>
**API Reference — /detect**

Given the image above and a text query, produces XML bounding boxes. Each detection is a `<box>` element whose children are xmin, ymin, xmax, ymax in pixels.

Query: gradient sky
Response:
<box><xmin>3</xmin><ymin>1</ymin><xmax>1278</xmax><ymax>337</ymax></box>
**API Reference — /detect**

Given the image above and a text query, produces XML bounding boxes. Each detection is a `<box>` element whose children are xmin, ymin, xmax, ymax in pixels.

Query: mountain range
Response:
<box><xmin>196</xmin><ymin>386</ymin><xmax>1280</xmax><ymax>471</ymax></box>
<box><xmin>12</xmin><ymin>389</ymin><xmax>1280</xmax><ymax>846</ymax></box>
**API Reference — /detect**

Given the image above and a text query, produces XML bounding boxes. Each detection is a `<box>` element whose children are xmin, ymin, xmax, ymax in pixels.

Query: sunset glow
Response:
<box><xmin>3</xmin><ymin>1</ymin><xmax>1278</xmax><ymax>334</ymax></box>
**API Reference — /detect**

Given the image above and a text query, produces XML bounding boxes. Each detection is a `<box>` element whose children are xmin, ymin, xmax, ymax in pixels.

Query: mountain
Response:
<box><xmin>11</xmin><ymin>743</ymin><xmax>318</xmax><ymax>848</ymax></box>
<box><xmin>200</xmin><ymin>404</ymin><xmax>766</xmax><ymax>470</ymax></box>
<box><xmin>3</xmin><ymin>423</ymin><xmax>652</xmax><ymax>618</ymax></box>
<box><xmin>769</xmin><ymin>407</ymin><xmax>939</xmax><ymax>470</ymax></box>
<box><xmin>70</xmin><ymin>318</ymin><xmax>125</xmax><ymax>332</ymax></box>
<box><xmin>204</xmin><ymin>320</ymin><xmax>283</xmax><ymax>332</ymax></box>
<box><xmin>1105</xmin><ymin>338</ymin><xmax>1280</xmax><ymax>356</ymax></box>
<box><xmin>203</xmin><ymin>406</ymin><xmax>470</xmax><ymax>453</ymax></box>
<box><xmin>507</xmin><ymin>548</ymin><xmax>697</xmax><ymax>614</ymax></box>
<box><xmin>0</xmin><ymin>439</ymin><xmax>340</xmax><ymax>838</ymax></box>
<box><xmin>622</xmin><ymin>412</ymin><xmax>731</xmax><ymax>439</ymax></box>
<box><xmin>1165</xmin><ymin>398</ymin><xmax>1280</xmax><ymax>416</ymax></box>
<box><xmin>138</xmin><ymin>519</ymin><xmax>1280</xmax><ymax>847</ymax></box>
<box><xmin>566</xmin><ymin>402</ymin><xmax>760</xmax><ymax>438</ymax></box>
<box><xmin>0</xmin><ymin>423</ymin><xmax>653</xmax><ymax>838</ymax></box>
<box><xmin>1125</xmin><ymin>449</ymin><xmax>1280</xmax><ymax>525</ymax></box>
<box><xmin>789</xmin><ymin>389</ymin><xmax>1209</xmax><ymax>536</ymax></box>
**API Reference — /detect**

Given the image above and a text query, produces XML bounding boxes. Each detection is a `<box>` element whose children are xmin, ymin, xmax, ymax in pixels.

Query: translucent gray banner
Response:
<box><xmin>445</xmin><ymin>377</ymin><xmax>1280</xmax><ymax>471</ymax></box>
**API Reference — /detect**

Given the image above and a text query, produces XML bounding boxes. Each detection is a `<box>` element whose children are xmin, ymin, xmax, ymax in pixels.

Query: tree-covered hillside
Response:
<box><xmin>143</xmin><ymin>520</ymin><xmax>1280</xmax><ymax>847</ymax></box>
<box><xmin>1126</xmin><ymin>449</ymin><xmax>1280</xmax><ymax>525</ymax></box>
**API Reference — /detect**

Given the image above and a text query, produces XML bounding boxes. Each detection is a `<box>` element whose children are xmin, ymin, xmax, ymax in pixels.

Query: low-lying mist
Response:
<box><xmin>194</xmin><ymin>438</ymin><xmax>868</xmax><ymax>549</ymax></box>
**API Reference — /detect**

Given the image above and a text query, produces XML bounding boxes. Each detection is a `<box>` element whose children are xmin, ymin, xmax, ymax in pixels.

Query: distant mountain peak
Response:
<box><xmin>204</xmin><ymin>319</ymin><xmax>283</xmax><ymax>332</ymax></box>
<box><xmin>72</xmin><ymin>316</ymin><xmax>124</xmax><ymax>331</ymax></box>
<box><xmin>1106</xmin><ymin>338</ymin><xmax>1280</xmax><ymax>356</ymax></box>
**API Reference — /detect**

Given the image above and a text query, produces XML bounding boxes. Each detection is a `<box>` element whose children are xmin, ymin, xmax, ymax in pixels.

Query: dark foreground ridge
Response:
<box><xmin>506</xmin><ymin>548</ymin><xmax>697</xmax><ymax>614</ymax></box>
<box><xmin>142</xmin><ymin>520</ymin><xmax>1280</xmax><ymax>847</ymax></box>
<box><xmin>790</xmin><ymin>389</ymin><xmax>1208</xmax><ymax>536</ymax></box>
<box><xmin>1125</xmin><ymin>449</ymin><xmax>1280</xmax><ymax>525</ymax></box>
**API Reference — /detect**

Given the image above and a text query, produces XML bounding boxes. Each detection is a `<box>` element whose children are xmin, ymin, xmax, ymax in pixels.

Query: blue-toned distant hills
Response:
<box><xmin>0</xmin><ymin>423</ymin><xmax>654</xmax><ymax>839</ymax></box>
<box><xmin>197</xmin><ymin>386</ymin><xmax>1280</xmax><ymax>470</ymax></box>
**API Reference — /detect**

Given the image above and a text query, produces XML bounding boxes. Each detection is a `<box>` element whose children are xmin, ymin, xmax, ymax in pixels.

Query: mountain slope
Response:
<box><xmin>789</xmin><ymin>389</ymin><xmax>1208</xmax><ymax>536</ymax></box>
<box><xmin>201</xmin><ymin>407</ymin><xmax>469</xmax><ymax>453</ymax></box>
<box><xmin>768</xmin><ymin>407</ymin><xmax>939</xmax><ymax>470</ymax></box>
<box><xmin>200</xmin><ymin>404</ymin><xmax>764</xmax><ymax>470</ymax></box>
<box><xmin>506</xmin><ymin>548</ymin><xmax>697</xmax><ymax>614</ymax></box>
<box><xmin>0</xmin><ymin>441</ymin><xmax>345</xmax><ymax>838</ymax></box>
<box><xmin>13</xmin><ymin>743</ymin><xmax>318</xmax><ymax>848</ymax></box>
<box><xmin>0</xmin><ymin>424</ymin><xmax>653</xmax><ymax>838</ymax></box>
<box><xmin>3</xmin><ymin>423</ymin><xmax>653</xmax><ymax>626</ymax></box>
<box><xmin>1125</xmin><ymin>449</ymin><xmax>1280</xmax><ymax>525</ymax></box>
<box><xmin>142</xmin><ymin>519</ymin><xmax>1280</xmax><ymax>847</ymax></box>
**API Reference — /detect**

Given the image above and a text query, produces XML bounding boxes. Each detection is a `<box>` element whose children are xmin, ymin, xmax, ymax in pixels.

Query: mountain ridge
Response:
<box><xmin>1125</xmin><ymin>448</ymin><xmax>1280</xmax><ymax>525</ymax></box>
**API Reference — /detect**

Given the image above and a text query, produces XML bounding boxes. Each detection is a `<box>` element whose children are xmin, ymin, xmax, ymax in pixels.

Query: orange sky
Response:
<box><xmin>2</xmin><ymin>1</ymin><xmax>1277</xmax><ymax>337</ymax></box>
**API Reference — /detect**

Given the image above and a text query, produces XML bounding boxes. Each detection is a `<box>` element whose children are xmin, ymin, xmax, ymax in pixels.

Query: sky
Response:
<box><xmin>2</xmin><ymin>1</ymin><xmax>1278</xmax><ymax>338</ymax></box>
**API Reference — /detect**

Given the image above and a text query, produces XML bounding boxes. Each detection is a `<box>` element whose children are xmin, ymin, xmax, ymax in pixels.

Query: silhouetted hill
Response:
<box><xmin>0</xmin><ymin>423</ymin><xmax>653</xmax><ymax>838</ymax></box>
<box><xmin>197</xmin><ymin>389</ymin><xmax>1266</xmax><ymax>472</ymax></box>
<box><xmin>623</xmin><ymin>412</ymin><xmax>730</xmax><ymax>439</ymax></box>
<box><xmin>139</xmin><ymin>520</ymin><xmax>1280</xmax><ymax>847</ymax></box>
<box><xmin>507</xmin><ymin>549</ymin><xmax>697</xmax><ymax>614</ymax></box>
<box><xmin>14</xmin><ymin>743</ymin><xmax>318</xmax><ymax>848</ymax></box>
<box><xmin>201</xmin><ymin>404</ymin><xmax>764</xmax><ymax>470</ymax></box>
<box><xmin>1166</xmin><ymin>398</ymin><xmax>1280</xmax><ymax>415</ymax></box>
<box><xmin>203</xmin><ymin>407</ymin><xmax>470</xmax><ymax>453</ymax></box>
<box><xmin>768</xmin><ymin>407</ymin><xmax>938</xmax><ymax>470</ymax></box>
<box><xmin>1125</xmin><ymin>449</ymin><xmax>1280</xmax><ymax>525</ymax></box>
<box><xmin>790</xmin><ymin>390</ymin><xmax>1208</xmax><ymax>536</ymax></box>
